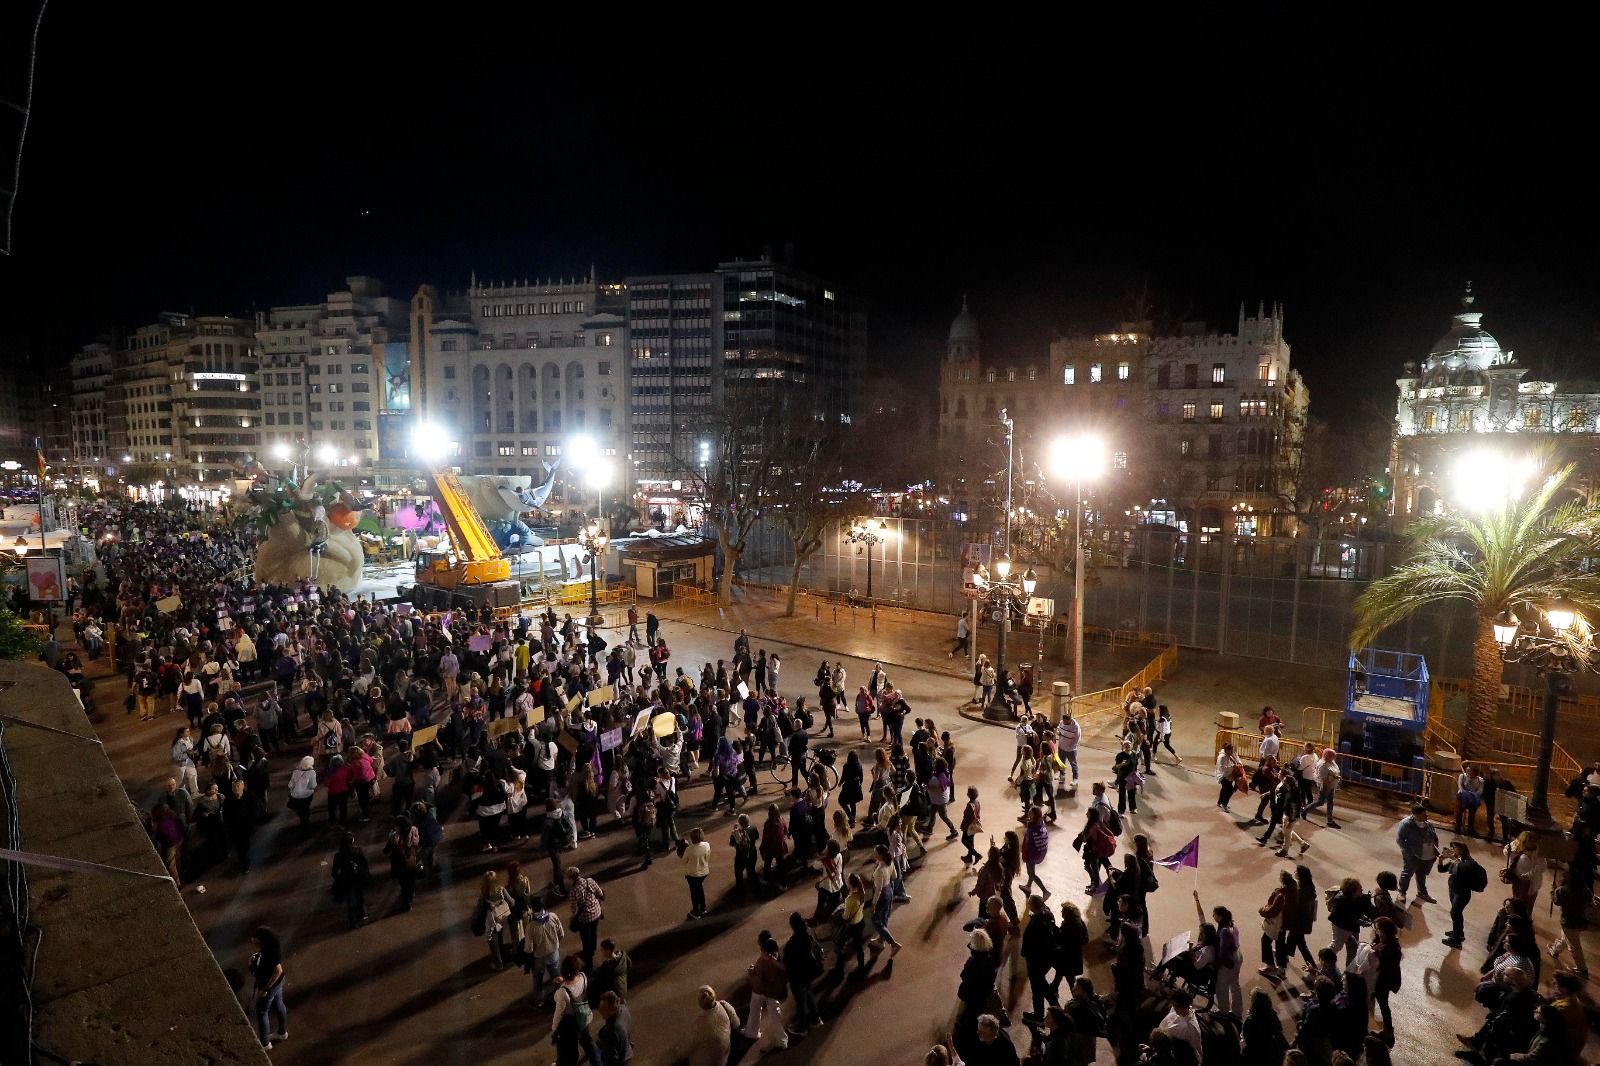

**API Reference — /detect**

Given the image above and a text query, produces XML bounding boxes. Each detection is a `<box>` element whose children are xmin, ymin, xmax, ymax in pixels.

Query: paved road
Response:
<box><xmin>77</xmin><ymin>603</ymin><xmax>1593</xmax><ymax>1066</ymax></box>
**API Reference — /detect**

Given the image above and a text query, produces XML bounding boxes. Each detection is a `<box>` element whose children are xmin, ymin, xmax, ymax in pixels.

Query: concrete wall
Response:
<box><xmin>0</xmin><ymin>662</ymin><xmax>268</xmax><ymax>1065</ymax></box>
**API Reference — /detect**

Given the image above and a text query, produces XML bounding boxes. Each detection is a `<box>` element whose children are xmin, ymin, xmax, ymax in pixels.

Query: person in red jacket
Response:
<box><xmin>324</xmin><ymin>754</ymin><xmax>352</xmax><ymax>825</ymax></box>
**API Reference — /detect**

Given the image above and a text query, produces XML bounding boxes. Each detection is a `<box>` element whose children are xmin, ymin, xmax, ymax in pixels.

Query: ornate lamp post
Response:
<box><xmin>971</xmin><ymin>557</ymin><xmax>1038</xmax><ymax>719</ymax></box>
<box><xmin>578</xmin><ymin>520</ymin><xmax>610</xmax><ymax>627</ymax></box>
<box><xmin>1493</xmin><ymin>599</ymin><xmax>1595</xmax><ymax>824</ymax></box>
<box><xmin>847</xmin><ymin>518</ymin><xmax>888</xmax><ymax>601</ymax></box>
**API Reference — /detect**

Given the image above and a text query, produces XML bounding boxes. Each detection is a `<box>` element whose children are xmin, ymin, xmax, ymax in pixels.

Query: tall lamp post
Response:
<box><xmin>847</xmin><ymin>518</ymin><xmax>888</xmax><ymax>601</ymax></box>
<box><xmin>577</xmin><ymin>519</ymin><xmax>610</xmax><ymax>627</ymax></box>
<box><xmin>1049</xmin><ymin>433</ymin><xmax>1107</xmax><ymax>702</ymax></box>
<box><xmin>971</xmin><ymin>556</ymin><xmax>1037</xmax><ymax>719</ymax></box>
<box><xmin>1493</xmin><ymin>600</ymin><xmax>1594</xmax><ymax>825</ymax></box>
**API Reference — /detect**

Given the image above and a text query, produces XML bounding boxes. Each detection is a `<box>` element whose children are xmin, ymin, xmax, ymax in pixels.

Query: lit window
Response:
<box><xmin>1209</xmin><ymin>401</ymin><xmax>1224</xmax><ymax>420</ymax></box>
<box><xmin>1063</xmin><ymin>366</ymin><xmax>1075</xmax><ymax>386</ymax></box>
<box><xmin>1089</xmin><ymin>363</ymin><xmax>1102</xmax><ymax>383</ymax></box>
<box><xmin>1258</xmin><ymin>363</ymin><xmax>1271</xmax><ymax>383</ymax></box>
<box><xmin>1180</xmin><ymin>439</ymin><xmax>1192</xmax><ymax>455</ymax></box>
<box><xmin>1113</xmin><ymin>451</ymin><xmax>1127</xmax><ymax>469</ymax></box>
<box><xmin>1524</xmin><ymin>407</ymin><xmax>1543</xmax><ymax>428</ymax></box>
<box><xmin>1182</xmin><ymin>402</ymin><xmax>1196</xmax><ymax>421</ymax></box>
<box><xmin>1117</xmin><ymin>362</ymin><xmax>1130</xmax><ymax>381</ymax></box>
<box><xmin>1421</xmin><ymin>410</ymin><xmax>1437</xmax><ymax>431</ymax></box>
<box><xmin>1212</xmin><ymin>363</ymin><xmax>1225</xmax><ymax>384</ymax></box>
<box><xmin>1568</xmin><ymin>409</ymin><xmax>1589</xmax><ymax>429</ymax></box>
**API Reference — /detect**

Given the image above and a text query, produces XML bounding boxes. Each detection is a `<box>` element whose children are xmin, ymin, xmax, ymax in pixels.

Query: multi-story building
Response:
<box><xmin>254</xmin><ymin>304</ymin><xmax>318</xmax><ymax>458</ymax></box>
<box><xmin>103</xmin><ymin>312</ymin><xmax>261</xmax><ymax>492</ymax></box>
<box><xmin>939</xmin><ymin>300</ymin><xmax>1308</xmax><ymax>536</ymax></box>
<box><xmin>718</xmin><ymin>254</ymin><xmax>864</xmax><ymax>425</ymax></box>
<box><xmin>305</xmin><ymin>277</ymin><xmax>405</xmax><ymax>474</ymax></box>
<box><xmin>627</xmin><ymin>272</ymin><xmax>723</xmax><ymax>507</ymax></box>
<box><xmin>1391</xmin><ymin>288</ymin><xmax>1600</xmax><ymax>523</ymax></box>
<box><xmin>68</xmin><ymin>342</ymin><xmax>113</xmax><ymax>482</ymax></box>
<box><xmin>407</xmin><ymin>274</ymin><xmax>628</xmax><ymax>507</ymax></box>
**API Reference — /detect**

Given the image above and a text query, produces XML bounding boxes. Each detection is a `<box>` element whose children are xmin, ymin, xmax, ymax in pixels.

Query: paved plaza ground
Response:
<box><xmin>70</xmin><ymin>589</ymin><xmax>1600</xmax><ymax>1065</ymax></box>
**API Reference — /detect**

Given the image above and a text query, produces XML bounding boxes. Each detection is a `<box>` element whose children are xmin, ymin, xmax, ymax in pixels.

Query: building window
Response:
<box><xmin>1568</xmin><ymin>408</ymin><xmax>1589</xmax><ymax>430</ymax></box>
<box><xmin>1206</xmin><ymin>475</ymin><xmax>1222</xmax><ymax>491</ymax></box>
<box><xmin>598</xmin><ymin>361</ymin><xmax>611</xmax><ymax>375</ymax></box>
<box><xmin>1211</xmin><ymin>363</ymin><xmax>1225</xmax><ymax>384</ymax></box>
<box><xmin>498</xmin><ymin>442</ymin><xmax>515</xmax><ymax>456</ymax></box>
<box><xmin>1063</xmin><ymin>366</ymin><xmax>1075</xmax><ymax>386</ymax></box>
<box><xmin>1184</xmin><ymin>364</ymin><xmax>1198</xmax><ymax>388</ymax></box>
<box><xmin>1240</xmin><ymin>399</ymin><xmax>1267</xmax><ymax>417</ymax></box>
<box><xmin>1524</xmin><ymin>407</ymin><xmax>1543</xmax><ymax>428</ymax></box>
<box><xmin>1209</xmin><ymin>401</ymin><xmax>1224</xmax><ymax>420</ymax></box>
<box><xmin>1182</xmin><ymin>402</ymin><xmax>1196</xmax><ymax>421</ymax></box>
<box><xmin>1117</xmin><ymin>362</ymin><xmax>1130</xmax><ymax>381</ymax></box>
<box><xmin>1455</xmin><ymin>411</ymin><xmax>1472</xmax><ymax>430</ymax></box>
<box><xmin>543</xmin><ymin>443</ymin><xmax>560</xmax><ymax>457</ymax></box>
<box><xmin>1089</xmin><ymin>363</ymin><xmax>1102</xmax><ymax>383</ymax></box>
<box><xmin>444</xmin><ymin>366</ymin><xmax>456</xmax><ymax>379</ymax></box>
<box><xmin>1421</xmin><ymin>409</ymin><xmax>1437</xmax><ymax>431</ymax></box>
<box><xmin>1157</xmin><ymin>365</ymin><xmax>1170</xmax><ymax>388</ymax></box>
<box><xmin>1180</xmin><ymin>438</ymin><xmax>1192</xmax><ymax>456</ymax></box>
<box><xmin>1006</xmin><ymin>369</ymin><xmax>1016</xmax><ymax>382</ymax></box>
<box><xmin>1113</xmin><ymin>451</ymin><xmax>1127</xmax><ymax>469</ymax></box>
<box><xmin>474</xmin><ymin>442</ymin><xmax>491</xmax><ymax>457</ymax></box>
<box><xmin>986</xmin><ymin>369</ymin><xmax>996</xmax><ymax>383</ymax></box>
<box><xmin>441</xmin><ymin>339</ymin><xmax>458</xmax><ymax>352</ymax></box>
<box><xmin>1258</xmin><ymin>363</ymin><xmax>1271</xmax><ymax>383</ymax></box>
<box><xmin>1156</xmin><ymin>402</ymin><xmax>1170</xmax><ymax>419</ymax></box>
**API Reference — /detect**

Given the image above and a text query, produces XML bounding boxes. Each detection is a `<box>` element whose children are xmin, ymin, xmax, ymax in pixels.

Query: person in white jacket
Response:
<box><xmin>680</xmin><ymin>826</ymin><xmax>712</xmax><ymax>919</ymax></box>
<box><xmin>287</xmin><ymin>756</ymin><xmax>318</xmax><ymax>833</ymax></box>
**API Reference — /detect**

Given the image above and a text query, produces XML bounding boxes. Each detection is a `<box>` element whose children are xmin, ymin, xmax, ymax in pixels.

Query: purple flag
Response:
<box><xmin>1153</xmin><ymin>836</ymin><xmax>1200</xmax><ymax>870</ymax></box>
<box><xmin>1089</xmin><ymin>880</ymin><xmax>1110</xmax><ymax>897</ymax></box>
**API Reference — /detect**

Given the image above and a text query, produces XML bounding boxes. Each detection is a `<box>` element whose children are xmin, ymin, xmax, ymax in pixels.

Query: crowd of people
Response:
<box><xmin>29</xmin><ymin>499</ymin><xmax>1600</xmax><ymax>1065</ymax></box>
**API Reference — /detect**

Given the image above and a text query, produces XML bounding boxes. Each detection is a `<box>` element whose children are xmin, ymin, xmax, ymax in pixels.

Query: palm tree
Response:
<box><xmin>1350</xmin><ymin>464</ymin><xmax>1600</xmax><ymax>760</ymax></box>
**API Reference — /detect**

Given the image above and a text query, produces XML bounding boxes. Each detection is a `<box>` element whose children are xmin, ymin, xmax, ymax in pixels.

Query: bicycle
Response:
<box><xmin>768</xmin><ymin>745</ymin><xmax>840</xmax><ymax>791</ymax></box>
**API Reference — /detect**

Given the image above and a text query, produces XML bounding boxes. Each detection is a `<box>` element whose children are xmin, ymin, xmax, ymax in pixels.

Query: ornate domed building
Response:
<box><xmin>1393</xmin><ymin>287</ymin><xmax>1599</xmax><ymax>521</ymax></box>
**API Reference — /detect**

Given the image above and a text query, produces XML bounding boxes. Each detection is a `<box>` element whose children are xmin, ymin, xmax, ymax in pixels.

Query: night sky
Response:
<box><xmin>3</xmin><ymin>10</ymin><xmax>1595</xmax><ymax>431</ymax></box>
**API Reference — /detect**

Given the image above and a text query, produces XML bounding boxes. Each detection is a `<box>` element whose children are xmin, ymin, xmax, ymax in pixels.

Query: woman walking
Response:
<box><xmin>839</xmin><ymin>750</ymin><xmax>864</xmax><ymax>827</ymax></box>
<box><xmin>855</xmin><ymin>686</ymin><xmax>874</xmax><ymax>739</ymax></box>
<box><xmin>1284</xmin><ymin>864</ymin><xmax>1318</xmax><ymax>972</ymax></box>
<box><xmin>247</xmin><ymin>926</ymin><xmax>288</xmax><ymax>1050</ymax></box>
<box><xmin>927</xmin><ymin>757</ymin><xmax>959</xmax><ymax>840</ymax></box>
<box><xmin>286</xmin><ymin>756</ymin><xmax>317</xmax><ymax>835</ymax></box>
<box><xmin>1021</xmin><ymin>805</ymin><xmax>1051</xmax><ymax>898</ymax></box>
<box><xmin>474</xmin><ymin>870</ymin><xmax>514</xmax><ymax>970</ymax></box>
<box><xmin>869</xmin><ymin>843</ymin><xmax>903</xmax><ymax>955</ymax></box>
<box><xmin>959</xmin><ymin>786</ymin><xmax>984</xmax><ymax>867</ymax></box>
<box><xmin>760</xmin><ymin>804</ymin><xmax>789</xmax><ymax>883</ymax></box>
<box><xmin>1369</xmin><ymin>916</ymin><xmax>1403</xmax><ymax>1047</ymax></box>
<box><xmin>813</xmin><ymin>838</ymin><xmax>845</xmax><ymax>923</ymax></box>
<box><xmin>680</xmin><ymin>826</ymin><xmax>711</xmax><ymax>920</ymax></box>
<box><xmin>552</xmin><ymin>955</ymin><xmax>602</xmax><ymax>1066</ymax></box>
<box><xmin>1549</xmin><ymin>821</ymin><xmax>1596</xmax><ymax>977</ymax></box>
<box><xmin>1215</xmin><ymin>742</ymin><xmax>1242</xmax><ymax>812</ymax></box>
<box><xmin>1257</xmin><ymin>868</ymin><xmax>1297</xmax><ymax>980</ymax></box>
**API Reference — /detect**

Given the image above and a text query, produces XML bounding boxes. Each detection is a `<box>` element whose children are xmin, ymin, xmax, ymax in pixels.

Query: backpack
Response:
<box><xmin>1091</xmin><ymin>826</ymin><xmax>1118</xmax><ymax>858</ymax></box>
<box><xmin>1467</xmin><ymin>858</ymin><xmax>1489</xmax><ymax>893</ymax></box>
<box><xmin>1103</xmin><ymin>805</ymin><xmax>1124</xmax><ymax>837</ymax></box>
<box><xmin>322</xmin><ymin>729</ymin><xmax>342</xmax><ymax>752</ymax></box>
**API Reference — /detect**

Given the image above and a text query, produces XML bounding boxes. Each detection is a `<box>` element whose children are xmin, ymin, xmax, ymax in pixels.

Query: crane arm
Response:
<box><xmin>425</xmin><ymin>468</ymin><xmax>502</xmax><ymax>563</ymax></box>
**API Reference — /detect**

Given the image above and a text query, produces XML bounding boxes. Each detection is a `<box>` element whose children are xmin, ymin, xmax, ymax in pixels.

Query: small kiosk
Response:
<box><xmin>610</xmin><ymin>534</ymin><xmax>715</xmax><ymax>599</ymax></box>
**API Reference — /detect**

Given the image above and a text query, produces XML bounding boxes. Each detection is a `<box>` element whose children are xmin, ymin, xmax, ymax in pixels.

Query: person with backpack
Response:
<box><xmin>552</xmin><ymin>954</ymin><xmax>602</xmax><ymax>1066</ymax></box>
<box><xmin>1437</xmin><ymin>839</ymin><xmax>1488</xmax><ymax>949</ymax></box>
<box><xmin>1072</xmin><ymin>805</ymin><xmax>1117</xmax><ymax>893</ymax></box>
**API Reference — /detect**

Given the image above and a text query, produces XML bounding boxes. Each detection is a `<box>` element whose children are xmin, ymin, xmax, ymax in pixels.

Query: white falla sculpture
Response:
<box><xmin>254</xmin><ymin>474</ymin><xmax>364</xmax><ymax>592</ymax></box>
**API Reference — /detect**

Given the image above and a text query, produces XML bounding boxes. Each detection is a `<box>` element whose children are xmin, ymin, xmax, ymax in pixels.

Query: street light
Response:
<box><xmin>1049</xmin><ymin>432</ymin><xmax>1107</xmax><ymax>702</ymax></box>
<box><xmin>1453</xmin><ymin>450</ymin><xmax>1537</xmax><ymax>513</ymax></box>
<box><xmin>1493</xmin><ymin>599</ymin><xmax>1595</xmax><ymax>824</ymax></box>
<box><xmin>317</xmin><ymin>442</ymin><xmax>339</xmax><ymax>467</ymax></box>
<box><xmin>971</xmin><ymin>555</ymin><xmax>1034</xmax><ymax>719</ymax></box>
<box><xmin>577</xmin><ymin>518</ymin><xmax>610</xmax><ymax>626</ymax></box>
<box><xmin>846</xmin><ymin>517</ymin><xmax>889</xmax><ymax>600</ymax></box>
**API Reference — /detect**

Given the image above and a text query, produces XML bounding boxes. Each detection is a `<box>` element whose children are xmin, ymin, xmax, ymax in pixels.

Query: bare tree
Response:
<box><xmin>669</xmin><ymin>386</ymin><xmax>788</xmax><ymax>602</ymax></box>
<box><xmin>771</xmin><ymin>398</ymin><xmax>863</xmax><ymax>616</ymax></box>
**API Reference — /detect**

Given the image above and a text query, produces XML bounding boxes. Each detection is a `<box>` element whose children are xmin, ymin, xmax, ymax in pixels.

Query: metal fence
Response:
<box><xmin>739</xmin><ymin>518</ymin><xmax>1483</xmax><ymax>676</ymax></box>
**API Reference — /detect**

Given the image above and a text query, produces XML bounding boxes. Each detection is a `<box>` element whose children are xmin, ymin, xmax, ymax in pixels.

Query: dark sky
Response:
<box><xmin>3</xmin><ymin>9</ymin><xmax>1596</xmax><ymax>430</ymax></box>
